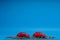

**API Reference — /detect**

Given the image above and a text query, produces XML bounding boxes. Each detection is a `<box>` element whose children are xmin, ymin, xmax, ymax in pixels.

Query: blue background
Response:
<box><xmin>0</xmin><ymin>0</ymin><xmax>60</xmax><ymax>40</ymax></box>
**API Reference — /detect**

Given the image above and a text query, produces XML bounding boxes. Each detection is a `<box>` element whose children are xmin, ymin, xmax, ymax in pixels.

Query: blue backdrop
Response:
<box><xmin>0</xmin><ymin>0</ymin><xmax>60</xmax><ymax>40</ymax></box>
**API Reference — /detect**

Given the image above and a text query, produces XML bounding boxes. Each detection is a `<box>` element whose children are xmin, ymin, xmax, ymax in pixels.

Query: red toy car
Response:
<box><xmin>33</xmin><ymin>32</ymin><xmax>46</xmax><ymax>38</ymax></box>
<box><xmin>17</xmin><ymin>32</ymin><xmax>30</xmax><ymax>38</ymax></box>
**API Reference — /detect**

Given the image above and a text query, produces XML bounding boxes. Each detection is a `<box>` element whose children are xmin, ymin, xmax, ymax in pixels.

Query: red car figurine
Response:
<box><xmin>33</xmin><ymin>32</ymin><xmax>46</xmax><ymax>38</ymax></box>
<box><xmin>17</xmin><ymin>32</ymin><xmax>30</xmax><ymax>38</ymax></box>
